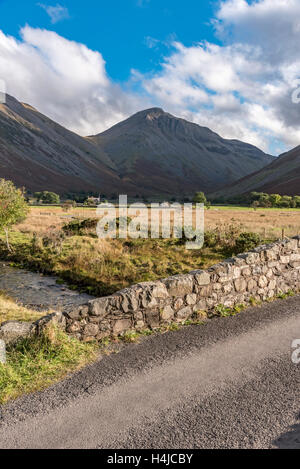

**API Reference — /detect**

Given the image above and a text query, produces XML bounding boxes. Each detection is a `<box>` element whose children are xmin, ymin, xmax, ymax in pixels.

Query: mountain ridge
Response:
<box><xmin>210</xmin><ymin>145</ymin><xmax>300</xmax><ymax>199</ymax></box>
<box><xmin>0</xmin><ymin>95</ymin><xmax>274</xmax><ymax>196</ymax></box>
<box><xmin>88</xmin><ymin>107</ymin><xmax>274</xmax><ymax>195</ymax></box>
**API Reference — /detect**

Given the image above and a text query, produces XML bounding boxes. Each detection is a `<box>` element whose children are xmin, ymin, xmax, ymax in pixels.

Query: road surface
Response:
<box><xmin>0</xmin><ymin>295</ymin><xmax>300</xmax><ymax>449</ymax></box>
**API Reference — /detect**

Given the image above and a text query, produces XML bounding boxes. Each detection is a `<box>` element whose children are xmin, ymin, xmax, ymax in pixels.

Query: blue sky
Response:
<box><xmin>0</xmin><ymin>0</ymin><xmax>217</xmax><ymax>81</ymax></box>
<box><xmin>0</xmin><ymin>0</ymin><xmax>300</xmax><ymax>155</ymax></box>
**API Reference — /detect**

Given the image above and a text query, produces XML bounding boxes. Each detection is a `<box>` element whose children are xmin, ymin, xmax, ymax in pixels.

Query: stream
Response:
<box><xmin>0</xmin><ymin>263</ymin><xmax>94</xmax><ymax>312</ymax></box>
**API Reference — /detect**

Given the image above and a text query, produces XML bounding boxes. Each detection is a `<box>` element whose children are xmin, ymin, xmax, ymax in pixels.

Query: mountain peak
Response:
<box><xmin>134</xmin><ymin>107</ymin><xmax>165</xmax><ymax>120</ymax></box>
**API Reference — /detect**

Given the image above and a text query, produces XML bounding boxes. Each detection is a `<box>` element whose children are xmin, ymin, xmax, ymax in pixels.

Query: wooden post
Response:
<box><xmin>282</xmin><ymin>228</ymin><xmax>285</xmax><ymax>240</ymax></box>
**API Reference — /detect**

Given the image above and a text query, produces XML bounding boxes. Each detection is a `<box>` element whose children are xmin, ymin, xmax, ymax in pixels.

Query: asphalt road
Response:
<box><xmin>0</xmin><ymin>296</ymin><xmax>300</xmax><ymax>449</ymax></box>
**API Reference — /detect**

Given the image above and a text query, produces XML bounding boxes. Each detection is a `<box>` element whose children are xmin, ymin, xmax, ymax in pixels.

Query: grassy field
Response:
<box><xmin>0</xmin><ymin>205</ymin><xmax>299</xmax><ymax>296</ymax></box>
<box><xmin>19</xmin><ymin>205</ymin><xmax>300</xmax><ymax>238</ymax></box>
<box><xmin>205</xmin><ymin>206</ymin><xmax>300</xmax><ymax>239</ymax></box>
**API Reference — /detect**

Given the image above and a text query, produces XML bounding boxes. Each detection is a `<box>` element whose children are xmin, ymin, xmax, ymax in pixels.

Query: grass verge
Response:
<box><xmin>0</xmin><ymin>292</ymin><xmax>43</xmax><ymax>324</ymax></box>
<box><xmin>0</xmin><ymin>325</ymin><xmax>98</xmax><ymax>405</ymax></box>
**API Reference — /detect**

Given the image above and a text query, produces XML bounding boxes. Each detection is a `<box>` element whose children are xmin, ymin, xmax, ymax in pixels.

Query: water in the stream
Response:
<box><xmin>0</xmin><ymin>263</ymin><xmax>94</xmax><ymax>311</ymax></box>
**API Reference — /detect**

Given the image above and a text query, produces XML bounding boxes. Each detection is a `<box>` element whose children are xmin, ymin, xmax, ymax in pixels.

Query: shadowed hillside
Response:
<box><xmin>0</xmin><ymin>96</ymin><xmax>273</xmax><ymax>195</ymax></box>
<box><xmin>211</xmin><ymin>145</ymin><xmax>300</xmax><ymax>199</ymax></box>
<box><xmin>89</xmin><ymin>108</ymin><xmax>274</xmax><ymax>195</ymax></box>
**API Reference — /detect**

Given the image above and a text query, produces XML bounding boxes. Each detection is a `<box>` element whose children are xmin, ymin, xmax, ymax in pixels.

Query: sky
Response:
<box><xmin>0</xmin><ymin>0</ymin><xmax>300</xmax><ymax>154</ymax></box>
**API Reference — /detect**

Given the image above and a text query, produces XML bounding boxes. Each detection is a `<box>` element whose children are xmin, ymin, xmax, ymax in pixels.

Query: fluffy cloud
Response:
<box><xmin>0</xmin><ymin>26</ymin><xmax>146</xmax><ymax>135</ymax></box>
<box><xmin>1</xmin><ymin>0</ymin><xmax>300</xmax><ymax>153</ymax></box>
<box><xmin>38</xmin><ymin>3</ymin><xmax>69</xmax><ymax>24</ymax></box>
<box><xmin>140</xmin><ymin>0</ymin><xmax>300</xmax><ymax>152</ymax></box>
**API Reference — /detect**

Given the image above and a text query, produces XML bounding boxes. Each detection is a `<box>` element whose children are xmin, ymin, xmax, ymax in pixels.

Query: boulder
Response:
<box><xmin>0</xmin><ymin>321</ymin><xmax>35</xmax><ymax>346</ymax></box>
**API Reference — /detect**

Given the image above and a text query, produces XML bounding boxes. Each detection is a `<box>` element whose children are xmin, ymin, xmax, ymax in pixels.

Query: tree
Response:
<box><xmin>0</xmin><ymin>179</ymin><xmax>29</xmax><ymax>251</ymax></box>
<box><xmin>279</xmin><ymin>195</ymin><xmax>293</xmax><ymax>208</ymax></box>
<box><xmin>62</xmin><ymin>200</ymin><xmax>77</xmax><ymax>212</ymax></box>
<box><xmin>193</xmin><ymin>191</ymin><xmax>207</xmax><ymax>205</ymax></box>
<box><xmin>251</xmin><ymin>200</ymin><xmax>260</xmax><ymax>210</ymax></box>
<box><xmin>293</xmin><ymin>196</ymin><xmax>300</xmax><ymax>208</ymax></box>
<box><xmin>38</xmin><ymin>191</ymin><xmax>60</xmax><ymax>204</ymax></box>
<box><xmin>34</xmin><ymin>191</ymin><xmax>43</xmax><ymax>203</ymax></box>
<box><xmin>269</xmin><ymin>194</ymin><xmax>282</xmax><ymax>207</ymax></box>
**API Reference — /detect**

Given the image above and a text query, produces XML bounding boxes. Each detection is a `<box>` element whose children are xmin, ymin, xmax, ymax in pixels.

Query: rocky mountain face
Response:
<box><xmin>0</xmin><ymin>97</ymin><xmax>274</xmax><ymax>196</ymax></box>
<box><xmin>88</xmin><ymin>108</ymin><xmax>274</xmax><ymax>195</ymax></box>
<box><xmin>211</xmin><ymin>145</ymin><xmax>300</xmax><ymax>199</ymax></box>
<box><xmin>0</xmin><ymin>95</ymin><xmax>126</xmax><ymax>195</ymax></box>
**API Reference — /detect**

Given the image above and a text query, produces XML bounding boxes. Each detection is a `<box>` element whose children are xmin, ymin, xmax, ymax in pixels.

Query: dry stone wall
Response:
<box><xmin>63</xmin><ymin>236</ymin><xmax>300</xmax><ymax>341</ymax></box>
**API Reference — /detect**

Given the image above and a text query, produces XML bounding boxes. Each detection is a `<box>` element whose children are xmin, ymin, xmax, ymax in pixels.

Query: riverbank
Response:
<box><xmin>0</xmin><ymin>263</ymin><xmax>94</xmax><ymax>312</ymax></box>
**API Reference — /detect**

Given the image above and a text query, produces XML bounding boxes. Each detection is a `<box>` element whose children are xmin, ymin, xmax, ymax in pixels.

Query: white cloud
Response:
<box><xmin>140</xmin><ymin>0</ymin><xmax>300</xmax><ymax>152</ymax></box>
<box><xmin>0</xmin><ymin>26</ymin><xmax>147</xmax><ymax>135</ymax></box>
<box><xmin>38</xmin><ymin>3</ymin><xmax>69</xmax><ymax>24</ymax></box>
<box><xmin>1</xmin><ymin>0</ymin><xmax>300</xmax><ymax>154</ymax></box>
<box><xmin>144</xmin><ymin>36</ymin><xmax>160</xmax><ymax>50</ymax></box>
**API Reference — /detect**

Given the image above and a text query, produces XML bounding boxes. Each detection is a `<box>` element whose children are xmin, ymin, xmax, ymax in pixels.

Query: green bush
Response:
<box><xmin>234</xmin><ymin>232</ymin><xmax>261</xmax><ymax>253</ymax></box>
<box><xmin>62</xmin><ymin>218</ymin><xmax>98</xmax><ymax>236</ymax></box>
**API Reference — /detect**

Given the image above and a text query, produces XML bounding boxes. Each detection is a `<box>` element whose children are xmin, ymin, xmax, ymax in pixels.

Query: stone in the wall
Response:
<box><xmin>89</xmin><ymin>297</ymin><xmax>114</xmax><ymax>318</ymax></box>
<box><xmin>134</xmin><ymin>311</ymin><xmax>144</xmax><ymax>321</ymax></box>
<box><xmin>234</xmin><ymin>278</ymin><xmax>247</xmax><ymax>292</ymax></box>
<box><xmin>280</xmin><ymin>256</ymin><xmax>290</xmax><ymax>264</ymax></box>
<box><xmin>176</xmin><ymin>306</ymin><xmax>192</xmax><ymax>321</ymax></box>
<box><xmin>161</xmin><ymin>305</ymin><xmax>175</xmax><ymax>321</ymax></box>
<box><xmin>145</xmin><ymin>310</ymin><xmax>160</xmax><ymax>329</ymax></box>
<box><xmin>83</xmin><ymin>323</ymin><xmax>99</xmax><ymax>337</ymax></box>
<box><xmin>193</xmin><ymin>299</ymin><xmax>207</xmax><ymax>312</ymax></box>
<box><xmin>245</xmin><ymin>252</ymin><xmax>260</xmax><ymax>264</ymax></box>
<box><xmin>163</xmin><ymin>274</ymin><xmax>194</xmax><ymax>296</ymax></box>
<box><xmin>212</xmin><ymin>283</ymin><xmax>222</xmax><ymax>291</ymax></box>
<box><xmin>0</xmin><ymin>321</ymin><xmax>35</xmax><ymax>346</ymax></box>
<box><xmin>241</xmin><ymin>267</ymin><xmax>252</xmax><ymax>277</ymax></box>
<box><xmin>186</xmin><ymin>294</ymin><xmax>197</xmax><ymax>305</ymax></box>
<box><xmin>115</xmin><ymin>287</ymin><xmax>142</xmax><ymax>312</ymax></box>
<box><xmin>193</xmin><ymin>271</ymin><xmax>211</xmax><ymax>286</ymax></box>
<box><xmin>223</xmin><ymin>283</ymin><xmax>233</xmax><ymax>294</ymax></box>
<box><xmin>173</xmin><ymin>298</ymin><xmax>184</xmax><ymax>310</ymax></box>
<box><xmin>112</xmin><ymin>318</ymin><xmax>132</xmax><ymax>335</ymax></box>
<box><xmin>268</xmin><ymin>279</ymin><xmax>277</xmax><ymax>290</ymax></box>
<box><xmin>67</xmin><ymin>321</ymin><xmax>81</xmax><ymax>334</ymax></box>
<box><xmin>247</xmin><ymin>278</ymin><xmax>257</xmax><ymax>291</ymax></box>
<box><xmin>139</xmin><ymin>282</ymin><xmax>169</xmax><ymax>309</ymax></box>
<box><xmin>252</xmin><ymin>265</ymin><xmax>262</xmax><ymax>275</ymax></box>
<box><xmin>197</xmin><ymin>285</ymin><xmax>212</xmax><ymax>297</ymax></box>
<box><xmin>258</xmin><ymin>276</ymin><xmax>268</xmax><ymax>288</ymax></box>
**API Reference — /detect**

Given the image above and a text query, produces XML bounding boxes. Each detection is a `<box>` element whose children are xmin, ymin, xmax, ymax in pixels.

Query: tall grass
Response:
<box><xmin>0</xmin><ymin>325</ymin><xmax>97</xmax><ymax>404</ymax></box>
<box><xmin>0</xmin><ymin>292</ymin><xmax>43</xmax><ymax>324</ymax></box>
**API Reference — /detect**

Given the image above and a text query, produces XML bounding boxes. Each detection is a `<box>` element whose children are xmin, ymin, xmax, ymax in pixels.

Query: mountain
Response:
<box><xmin>0</xmin><ymin>96</ymin><xmax>274</xmax><ymax>196</ymax></box>
<box><xmin>88</xmin><ymin>108</ymin><xmax>274</xmax><ymax>195</ymax></box>
<box><xmin>210</xmin><ymin>145</ymin><xmax>300</xmax><ymax>199</ymax></box>
<box><xmin>0</xmin><ymin>94</ymin><xmax>128</xmax><ymax>195</ymax></box>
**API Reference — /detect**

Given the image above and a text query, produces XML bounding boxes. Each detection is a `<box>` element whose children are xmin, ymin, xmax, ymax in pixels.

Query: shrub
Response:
<box><xmin>193</xmin><ymin>191</ymin><xmax>207</xmax><ymax>205</ymax></box>
<box><xmin>234</xmin><ymin>232</ymin><xmax>261</xmax><ymax>253</ymax></box>
<box><xmin>0</xmin><ymin>179</ymin><xmax>28</xmax><ymax>250</ymax></box>
<box><xmin>62</xmin><ymin>218</ymin><xmax>98</xmax><ymax>236</ymax></box>
<box><xmin>35</xmin><ymin>191</ymin><xmax>60</xmax><ymax>204</ymax></box>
